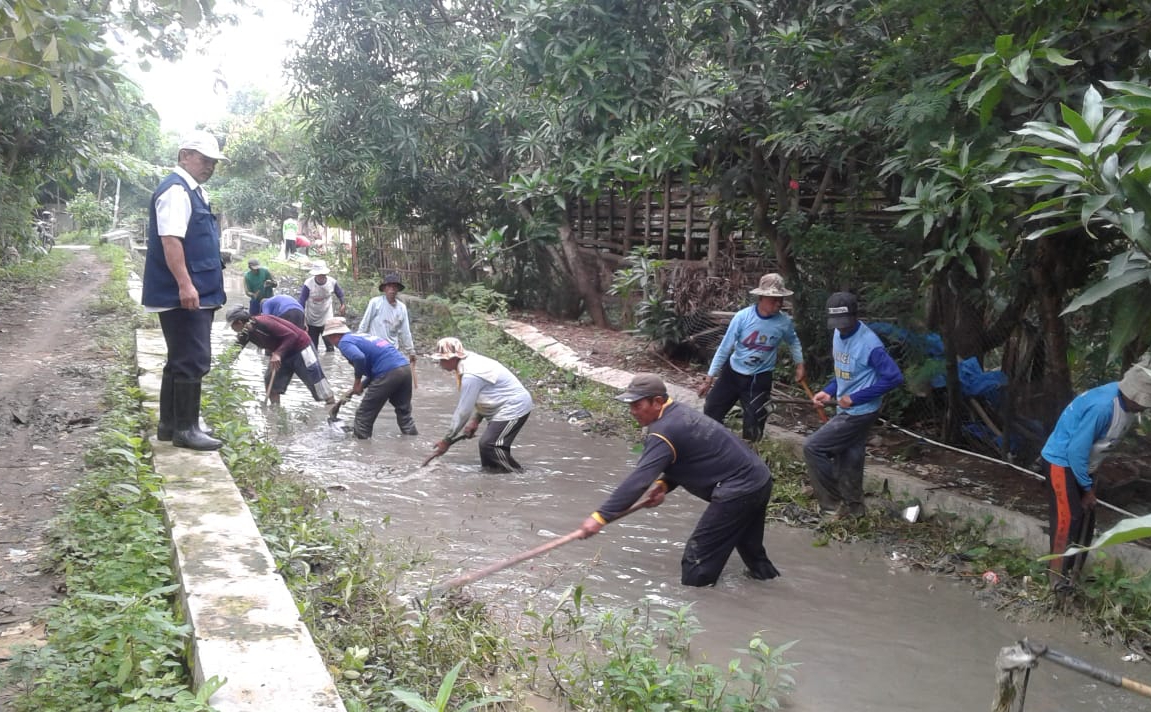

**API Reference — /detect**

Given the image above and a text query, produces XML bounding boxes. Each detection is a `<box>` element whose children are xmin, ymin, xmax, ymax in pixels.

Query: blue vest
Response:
<box><xmin>142</xmin><ymin>172</ymin><xmax>225</xmax><ymax>308</ymax></box>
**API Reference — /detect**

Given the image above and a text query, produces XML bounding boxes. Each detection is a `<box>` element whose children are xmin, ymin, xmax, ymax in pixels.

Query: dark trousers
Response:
<box><xmin>249</xmin><ymin>297</ymin><xmax>263</xmax><ymax>316</ymax></box>
<box><xmin>478</xmin><ymin>413</ymin><xmax>531</xmax><ymax>473</ymax></box>
<box><xmin>267</xmin><ymin>346</ymin><xmax>334</xmax><ymax>402</ymax></box>
<box><xmin>703</xmin><ymin>363</ymin><xmax>774</xmax><ymax>442</ymax></box>
<box><xmin>280</xmin><ymin>309</ymin><xmax>306</xmax><ymax>330</ymax></box>
<box><xmin>803</xmin><ymin>410</ymin><xmax>880</xmax><ymax>513</ymax></box>
<box><xmin>307</xmin><ymin>324</ymin><xmax>333</xmax><ymax>352</ymax></box>
<box><xmin>1046</xmin><ymin>461</ymin><xmax>1095</xmax><ymax>583</ymax></box>
<box><xmin>681</xmin><ymin>480</ymin><xmax>778</xmax><ymax>587</ymax></box>
<box><xmin>353</xmin><ymin>365</ymin><xmax>415</xmax><ymax>439</ymax></box>
<box><xmin>158</xmin><ymin>308</ymin><xmax>215</xmax><ymax>380</ymax></box>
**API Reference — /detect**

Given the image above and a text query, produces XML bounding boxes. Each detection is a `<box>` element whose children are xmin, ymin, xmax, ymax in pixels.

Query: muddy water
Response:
<box><xmin>211</xmin><ymin>285</ymin><xmax>1143</xmax><ymax>711</ymax></box>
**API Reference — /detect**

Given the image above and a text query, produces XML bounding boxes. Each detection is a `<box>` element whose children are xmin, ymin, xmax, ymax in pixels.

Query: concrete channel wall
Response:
<box><xmin>498</xmin><ymin>317</ymin><xmax>1151</xmax><ymax>574</ymax></box>
<box><xmin>136</xmin><ymin>330</ymin><xmax>346</xmax><ymax>712</ymax></box>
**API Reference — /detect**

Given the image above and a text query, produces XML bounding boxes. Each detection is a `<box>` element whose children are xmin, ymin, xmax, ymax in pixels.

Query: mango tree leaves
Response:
<box><xmin>1041</xmin><ymin>514</ymin><xmax>1151</xmax><ymax>560</ymax></box>
<box><xmin>1</xmin><ymin>0</ymin><xmax>235</xmax><ymax>113</ymax></box>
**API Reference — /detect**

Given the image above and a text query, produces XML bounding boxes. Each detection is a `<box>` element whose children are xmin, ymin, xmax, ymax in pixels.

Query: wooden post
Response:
<box><xmin>608</xmin><ymin>190</ymin><xmax>616</xmax><ymax>243</ymax></box>
<box><xmin>683</xmin><ymin>187</ymin><xmax>694</xmax><ymax>261</ymax></box>
<box><xmin>591</xmin><ymin>195</ymin><xmax>598</xmax><ymax>246</ymax></box>
<box><xmin>707</xmin><ymin>204</ymin><xmax>720</xmax><ymax>278</ymax></box>
<box><xmin>660</xmin><ymin>174</ymin><xmax>671</xmax><ymax>259</ymax></box>
<box><xmin>576</xmin><ymin>198</ymin><xmax>583</xmax><ymax>242</ymax></box>
<box><xmin>623</xmin><ymin>197</ymin><xmax>634</xmax><ymax>256</ymax></box>
<box><xmin>350</xmin><ymin>226</ymin><xmax>359</xmax><ymax>280</ymax></box>
<box><xmin>643</xmin><ymin>189</ymin><xmax>652</xmax><ymax>247</ymax></box>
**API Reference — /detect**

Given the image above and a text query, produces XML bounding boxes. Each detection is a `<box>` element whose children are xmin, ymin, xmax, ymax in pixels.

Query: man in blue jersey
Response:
<box><xmin>803</xmin><ymin>292</ymin><xmax>903</xmax><ymax>518</ymax></box>
<box><xmin>1042</xmin><ymin>362</ymin><xmax>1151</xmax><ymax>586</ymax></box>
<box><xmin>578</xmin><ymin>374</ymin><xmax>780</xmax><ymax>587</ymax></box>
<box><xmin>699</xmin><ymin>273</ymin><xmax>805</xmax><ymax>442</ymax></box>
<box><xmin>321</xmin><ymin>317</ymin><xmax>418</xmax><ymax>438</ymax></box>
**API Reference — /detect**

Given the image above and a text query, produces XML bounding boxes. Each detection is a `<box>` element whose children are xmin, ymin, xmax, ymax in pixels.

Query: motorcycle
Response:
<box><xmin>33</xmin><ymin>213</ymin><xmax>54</xmax><ymax>254</ymax></box>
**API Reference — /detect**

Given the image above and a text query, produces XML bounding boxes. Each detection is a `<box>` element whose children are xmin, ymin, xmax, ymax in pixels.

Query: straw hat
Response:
<box><xmin>429</xmin><ymin>337</ymin><xmax>468</xmax><ymax>360</ymax></box>
<box><xmin>749</xmin><ymin>273</ymin><xmax>793</xmax><ymax>297</ymax></box>
<box><xmin>321</xmin><ymin>317</ymin><xmax>351</xmax><ymax>338</ymax></box>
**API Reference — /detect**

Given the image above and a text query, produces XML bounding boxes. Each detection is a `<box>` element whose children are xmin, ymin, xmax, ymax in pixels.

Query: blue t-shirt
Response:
<box><xmin>1041</xmin><ymin>382</ymin><xmax>1134</xmax><ymax>488</ymax></box>
<box><xmin>260</xmin><ymin>294</ymin><xmax>303</xmax><ymax>318</ymax></box>
<box><xmin>336</xmin><ymin>333</ymin><xmax>408</xmax><ymax>383</ymax></box>
<box><xmin>707</xmin><ymin>305</ymin><xmax>803</xmax><ymax>376</ymax></box>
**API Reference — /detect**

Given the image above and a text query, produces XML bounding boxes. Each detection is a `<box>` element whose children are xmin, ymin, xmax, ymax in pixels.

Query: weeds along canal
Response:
<box><xmin>210</xmin><ymin>278</ymin><xmax>1145</xmax><ymax>711</ymax></box>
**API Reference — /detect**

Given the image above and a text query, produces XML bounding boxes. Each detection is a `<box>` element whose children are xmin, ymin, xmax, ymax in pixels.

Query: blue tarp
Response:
<box><xmin>869</xmin><ymin>322</ymin><xmax>1006</xmax><ymax>398</ymax></box>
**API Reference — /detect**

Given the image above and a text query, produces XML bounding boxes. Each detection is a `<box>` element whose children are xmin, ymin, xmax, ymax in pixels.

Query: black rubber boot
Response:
<box><xmin>157</xmin><ymin>371</ymin><xmax>175</xmax><ymax>441</ymax></box>
<box><xmin>158</xmin><ymin>373</ymin><xmax>214</xmax><ymax>440</ymax></box>
<box><xmin>172</xmin><ymin>379</ymin><xmax>222</xmax><ymax>451</ymax></box>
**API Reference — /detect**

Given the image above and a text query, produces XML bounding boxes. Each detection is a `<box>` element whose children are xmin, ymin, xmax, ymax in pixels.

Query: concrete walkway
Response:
<box><xmin>136</xmin><ymin>330</ymin><xmax>345</xmax><ymax>712</ymax></box>
<box><xmin>499</xmin><ymin>317</ymin><xmax>1151</xmax><ymax>572</ymax></box>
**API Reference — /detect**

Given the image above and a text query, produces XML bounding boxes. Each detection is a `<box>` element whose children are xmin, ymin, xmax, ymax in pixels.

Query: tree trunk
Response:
<box><xmin>557</xmin><ymin>220</ymin><xmax>609</xmax><ymax>327</ymax></box>
<box><xmin>448</xmin><ymin>226</ymin><xmax>474</xmax><ymax>281</ymax></box>
<box><xmin>932</xmin><ymin>276</ymin><xmax>967</xmax><ymax>442</ymax></box>
<box><xmin>1031</xmin><ymin>239</ymin><xmax>1074</xmax><ymax>427</ymax></box>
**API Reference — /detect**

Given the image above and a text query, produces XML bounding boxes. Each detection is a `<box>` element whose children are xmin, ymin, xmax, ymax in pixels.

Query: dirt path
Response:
<box><xmin>0</xmin><ymin>249</ymin><xmax>113</xmax><ymax>664</ymax></box>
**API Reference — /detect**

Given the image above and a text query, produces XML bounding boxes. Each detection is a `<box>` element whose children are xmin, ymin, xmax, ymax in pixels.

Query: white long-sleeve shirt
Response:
<box><xmin>359</xmin><ymin>295</ymin><xmax>414</xmax><ymax>353</ymax></box>
<box><xmin>444</xmin><ymin>353</ymin><xmax>533</xmax><ymax>439</ymax></box>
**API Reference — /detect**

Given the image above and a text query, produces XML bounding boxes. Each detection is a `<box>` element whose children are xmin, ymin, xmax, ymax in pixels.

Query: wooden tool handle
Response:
<box><xmin>431</xmin><ymin>500</ymin><xmax>649</xmax><ymax>594</ymax></box>
<box><xmin>263</xmin><ymin>362</ymin><xmax>279</xmax><ymax>405</ymax></box>
<box><xmin>799</xmin><ymin>378</ymin><xmax>829</xmax><ymax>423</ymax></box>
<box><xmin>434</xmin><ymin>529</ymin><xmax>584</xmax><ymax>593</ymax></box>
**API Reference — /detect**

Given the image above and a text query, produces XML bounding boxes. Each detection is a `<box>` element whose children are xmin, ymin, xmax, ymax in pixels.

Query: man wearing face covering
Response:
<box><xmin>803</xmin><ymin>291</ymin><xmax>903</xmax><ymax>520</ymax></box>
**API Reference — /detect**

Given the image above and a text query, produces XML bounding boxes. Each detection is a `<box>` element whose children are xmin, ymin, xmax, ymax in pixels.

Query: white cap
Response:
<box><xmin>179</xmin><ymin>130</ymin><xmax>227</xmax><ymax>161</ymax></box>
<box><xmin>1119</xmin><ymin>363</ymin><xmax>1151</xmax><ymax>408</ymax></box>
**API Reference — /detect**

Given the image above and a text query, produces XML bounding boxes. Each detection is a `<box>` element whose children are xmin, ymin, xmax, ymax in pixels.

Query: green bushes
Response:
<box><xmin>1</xmin><ymin>376</ymin><xmax>218</xmax><ymax>712</ymax></box>
<box><xmin>531</xmin><ymin>588</ymin><xmax>796</xmax><ymax>711</ymax></box>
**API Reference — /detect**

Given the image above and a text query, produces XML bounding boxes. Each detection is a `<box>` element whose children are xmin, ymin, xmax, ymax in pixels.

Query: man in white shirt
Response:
<box><xmin>140</xmin><ymin>130</ymin><xmax>228</xmax><ymax>451</ymax></box>
<box><xmin>359</xmin><ymin>272</ymin><xmax>416</xmax><ymax>359</ymax></box>
<box><xmin>428</xmin><ymin>337</ymin><xmax>533</xmax><ymax>472</ymax></box>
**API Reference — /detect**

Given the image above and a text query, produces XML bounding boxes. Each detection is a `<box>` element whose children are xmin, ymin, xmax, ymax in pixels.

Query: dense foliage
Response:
<box><xmin>0</xmin><ymin>1</ymin><xmax>233</xmax><ymax>257</ymax></box>
<box><xmin>286</xmin><ymin>0</ymin><xmax>1151</xmax><ymax>442</ymax></box>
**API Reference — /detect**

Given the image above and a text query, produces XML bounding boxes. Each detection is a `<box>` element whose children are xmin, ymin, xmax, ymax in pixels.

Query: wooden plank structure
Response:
<box><xmin>358</xmin><ymin>224</ymin><xmax>448</xmax><ymax>295</ymax></box>
<box><xmin>567</xmin><ymin>180</ymin><xmax>766</xmax><ymax>277</ymax></box>
<box><xmin>355</xmin><ymin>173</ymin><xmax>896</xmax><ymax>299</ymax></box>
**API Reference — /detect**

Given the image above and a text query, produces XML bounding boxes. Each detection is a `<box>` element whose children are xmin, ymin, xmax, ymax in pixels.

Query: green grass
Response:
<box><xmin>0</xmin><ymin>249</ymin><xmax>70</xmax><ymax>300</ymax></box>
<box><xmin>1</xmin><ymin>244</ymin><xmax>217</xmax><ymax>712</ymax></box>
